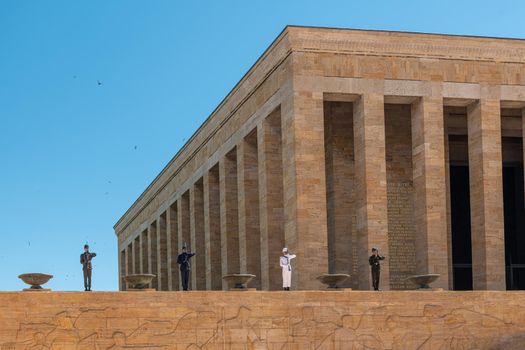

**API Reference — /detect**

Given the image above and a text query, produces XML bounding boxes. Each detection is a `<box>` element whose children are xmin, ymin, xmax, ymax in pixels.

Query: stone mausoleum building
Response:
<box><xmin>114</xmin><ymin>26</ymin><xmax>525</xmax><ymax>292</ymax></box>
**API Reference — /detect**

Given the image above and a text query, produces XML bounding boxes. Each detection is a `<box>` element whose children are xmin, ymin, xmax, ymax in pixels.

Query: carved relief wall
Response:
<box><xmin>1</xmin><ymin>291</ymin><xmax>525</xmax><ymax>349</ymax></box>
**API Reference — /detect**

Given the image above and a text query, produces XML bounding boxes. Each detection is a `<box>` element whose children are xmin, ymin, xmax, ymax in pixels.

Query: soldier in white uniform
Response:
<box><xmin>280</xmin><ymin>247</ymin><xmax>296</xmax><ymax>291</ymax></box>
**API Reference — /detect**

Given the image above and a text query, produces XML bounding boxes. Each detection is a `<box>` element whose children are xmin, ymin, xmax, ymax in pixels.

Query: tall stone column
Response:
<box><xmin>353</xmin><ymin>93</ymin><xmax>390</xmax><ymax>290</ymax></box>
<box><xmin>131</xmin><ymin>239</ymin><xmax>136</xmax><ymax>274</ymax></box>
<box><xmin>220</xmin><ymin>150</ymin><xmax>240</xmax><ymax>289</ymax></box>
<box><xmin>204</xmin><ymin>166</ymin><xmax>222</xmax><ymax>290</ymax></box>
<box><xmin>237</xmin><ymin>132</ymin><xmax>261</xmax><ymax>289</ymax></box>
<box><xmin>126</xmin><ymin>244</ymin><xmax>133</xmax><ymax>285</ymax></box>
<box><xmin>167</xmin><ymin>203</ymin><xmax>179</xmax><ymax>290</ymax></box>
<box><xmin>141</xmin><ymin>229</ymin><xmax>148</xmax><ymax>275</ymax></box>
<box><xmin>190</xmin><ymin>181</ymin><xmax>206</xmax><ymax>290</ymax></box>
<box><xmin>119</xmin><ymin>249</ymin><xmax>126</xmax><ymax>290</ymax></box>
<box><xmin>179</xmin><ymin>192</ymin><xmax>191</xmax><ymax>248</ymax></box>
<box><xmin>148</xmin><ymin>221</ymin><xmax>158</xmax><ymax>290</ymax></box>
<box><xmin>444</xmin><ymin>111</ymin><xmax>454</xmax><ymax>288</ymax></box>
<box><xmin>157</xmin><ymin>213</ymin><xmax>168</xmax><ymax>291</ymax></box>
<box><xmin>523</xmin><ymin>108</ymin><xmax>525</xmax><ymax>199</ymax></box>
<box><xmin>411</xmin><ymin>94</ymin><xmax>449</xmax><ymax>289</ymax></box>
<box><xmin>133</xmin><ymin>236</ymin><xmax>140</xmax><ymax>274</ymax></box>
<box><xmin>258</xmin><ymin>108</ymin><xmax>285</xmax><ymax>290</ymax></box>
<box><xmin>467</xmin><ymin>95</ymin><xmax>505</xmax><ymax>290</ymax></box>
<box><xmin>178</xmin><ymin>192</ymin><xmax>191</xmax><ymax>289</ymax></box>
<box><xmin>281</xmin><ymin>88</ymin><xmax>329</xmax><ymax>290</ymax></box>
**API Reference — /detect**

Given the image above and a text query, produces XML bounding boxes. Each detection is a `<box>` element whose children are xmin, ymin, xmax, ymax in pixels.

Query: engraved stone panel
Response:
<box><xmin>385</xmin><ymin>104</ymin><xmax>416</xmax><ymax>290</ymax></box>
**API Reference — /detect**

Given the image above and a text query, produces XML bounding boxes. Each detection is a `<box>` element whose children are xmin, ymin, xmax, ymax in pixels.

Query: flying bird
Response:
<box><xmin>134</xmin><ymin>145</ymin><xmax>138</xmax><ymax>150</ymax></box>
<box><xmin>97</xmin><ymin>80</ymin><xmax>102</xmax><ymax>86</ymax></box>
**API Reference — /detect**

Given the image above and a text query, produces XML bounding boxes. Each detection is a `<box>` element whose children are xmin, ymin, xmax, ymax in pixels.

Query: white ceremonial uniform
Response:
<box><xmin>280</xmin><ymin>254</ymin><xmax>296</xmax><ymax>288</ymax></box>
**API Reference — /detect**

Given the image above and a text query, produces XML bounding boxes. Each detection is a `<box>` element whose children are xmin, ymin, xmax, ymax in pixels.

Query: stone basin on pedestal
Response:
<box><xmin>125</xmin><ymin>274</ymin><xmax>156</xmax><ymax>291</ymax></box>
<box><xmin>18</xmin><ymin>273</ymin><xmax>53</xmax><ymax>291</ymax></box>
<box><xmin>316</xmin><ymin>274</ymin><xmax>351</xmax><ymax>289</ymax></box>
<box><xmin>222</xmin><ymin>274</ymin><xmax>256</xmax><ymax>290</ymax></box>
<box><xmin>406</xmin><ymin>274</ymin><xmax>441</xmax><ymax>289</ymax></box>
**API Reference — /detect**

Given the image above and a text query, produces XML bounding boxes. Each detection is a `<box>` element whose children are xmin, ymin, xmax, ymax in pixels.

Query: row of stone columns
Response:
<box><xmin>119</xmin><ymin>85</ymin><xmax>522</xmax><ymax>291</ymax></box>
<box><xmin>356</xmin><ymin>92</ymin><xmax>513</xmax><ymax>290</ymax></box>
<box><xmin>120</xmin><ymin>104</ymin><xmax>288</xmax><ymax>290</ymax></box>
<box><xmin>292</xmin><ymin>87</ymin><xmax>514</xmax><ymax>291</ymax></box>
<box><xmin>353</xmin><ymin>92</ymin><xmax>511</xmax><ymax>290</ymax></box>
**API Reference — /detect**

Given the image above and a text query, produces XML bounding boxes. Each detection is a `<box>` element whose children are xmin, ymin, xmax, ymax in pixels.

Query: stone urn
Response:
<box><xmin>222</xmin><ymin>274</ymin><xmax>256</xmax><ymax>290</ymax></box>
<box><xmin>406</xmin><ymin>274</ymin><xmax>440</xmax><ymax>289</ymax></box>
<box><xmin>125</xmin><ymin>274</ymin><xmax>156</xmax><ymax>290</ymax></box>
<box><xmin>18</xmin><ymin>273</ymin><xmax>53</xmax><ymax>291</ymax></box>
<box><xmin>316</xmin><ymin>274</ymin><xmax>351</xmax><ymax>289</ymax></box>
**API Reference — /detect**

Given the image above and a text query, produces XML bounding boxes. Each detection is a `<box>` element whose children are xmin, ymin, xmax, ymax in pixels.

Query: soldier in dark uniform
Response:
<box><xmin>177</xmin><ymin>245</ymin><xmax>195</xmax><ymax>291</ymax></box>
<box><xmin>80</xmin><ymin>244</ymin><xmax>96</xmax><ymax>291</ymax></box>
<box><xmin>369</xmin><ymin>247</ymin><xmax>385</xmax><ymax>291</ymax></box>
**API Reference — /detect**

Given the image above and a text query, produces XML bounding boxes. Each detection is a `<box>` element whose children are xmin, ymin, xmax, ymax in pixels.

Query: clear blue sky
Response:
<box><xmin>1</xmin><ymin>0</ymin><xmax>524</xmax><ymax>291</ymax></box>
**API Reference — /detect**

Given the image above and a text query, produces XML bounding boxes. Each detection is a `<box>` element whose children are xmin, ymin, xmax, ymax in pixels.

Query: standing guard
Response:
<box><xmin>280</xmin><ymin>247</ymin><xmax>296</xmax><ymax>291</ymax></box>
<box><xmin>80</xmin><ymin>244</ymin><xmax>96</xmax><ymax>291</ymax></box>
<box><xmin>177</xmin><ymin>245</ymin><xmax>195</xmax><ymax>291</ymax></box>
<box><xmin>369</xmin><ymin>247</ymin><xmax>385</xmax><ymax>291</ymax></box>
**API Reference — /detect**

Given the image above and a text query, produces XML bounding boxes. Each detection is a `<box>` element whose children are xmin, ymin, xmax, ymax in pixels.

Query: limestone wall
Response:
<box><xmin>1</xmin><ymin>291</ymin><xmax>525</xmax><ymax>349</ymax></box>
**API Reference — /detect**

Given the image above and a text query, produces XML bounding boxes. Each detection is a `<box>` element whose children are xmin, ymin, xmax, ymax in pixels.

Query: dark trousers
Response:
<box><xmin>180</xmin><ymin>269</ymin><xmax>190</xmax><ymax>291</ymax></box>
<box><xmin>372</xmin><ymin>267</ymin><xmax>380</xmax><ymax>290</ymax></box>
<box><xmin>83</xmin><ymin>268</ymin><xmax>92</xmax><ymax>290</ymax></box>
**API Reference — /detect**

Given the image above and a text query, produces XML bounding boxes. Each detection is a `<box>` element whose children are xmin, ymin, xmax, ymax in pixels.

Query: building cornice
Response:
<box><xmin>287</xmin><ymin>26</ymin><xmax>525</xmax><ymax>63</ymax></box>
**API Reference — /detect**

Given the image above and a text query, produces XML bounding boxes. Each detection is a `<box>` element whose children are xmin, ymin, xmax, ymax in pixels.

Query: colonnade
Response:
<box><xmin>119</xmin><ymin>78</ymin><xmax>525</xmax><ymax>291</ymax></box>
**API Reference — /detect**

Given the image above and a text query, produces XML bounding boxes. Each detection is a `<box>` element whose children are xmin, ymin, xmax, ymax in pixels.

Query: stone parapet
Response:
<box><xmin>1</xmin><ymin>291</ymin><xmax>525</xmax><ymax>349</ymax></box>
